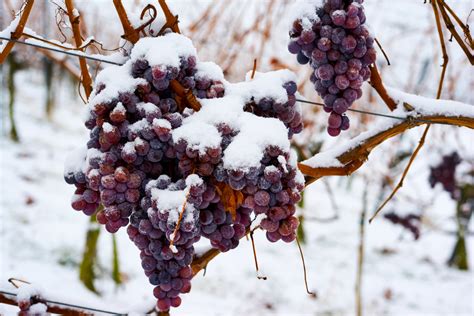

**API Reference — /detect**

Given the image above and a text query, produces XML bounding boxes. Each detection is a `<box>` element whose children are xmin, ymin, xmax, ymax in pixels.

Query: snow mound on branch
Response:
<box><xmin>17</xmin><ymin>284</ymin><xmax>42</xmax><ymax>302</ymax></box>
<box><xmin>387</xmin><ymin>87</ymin><xmax>474</xmax><ymax>117</ymax></box>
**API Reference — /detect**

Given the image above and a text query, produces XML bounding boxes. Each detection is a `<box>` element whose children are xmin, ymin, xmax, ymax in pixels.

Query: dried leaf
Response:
<box><xmin>215</xmin><ymin>182</ymin><xmax>244</xmax><ymax>220</ymax></box>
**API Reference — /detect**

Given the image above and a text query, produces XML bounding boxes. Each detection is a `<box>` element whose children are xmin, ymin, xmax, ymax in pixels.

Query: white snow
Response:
<box><xmin>150</xmin><ymin>175</ymin><xmax>201</xmax><ymax>225</ymax></box>
<box><xmin>88</xmin><ymin>63</ymin><xmax>146</xmax><ymax>109</ymax></box>
<box><xmin>152</xmin><ymin>118</ymin><xmax>171</xmax><ymax>130</ymax></box>
<box><xmin>236</xmin><ymin>69</ymin><xmax>297</xmax><ymax>104</ymax></box>
<box><xmin>172</xmin><ymin>121</ymin><xmax>222</xmax><ymax>154</ymax></box>
<box><xmin>301</xmin><ymin>90</ymin><xmax>474</xmax><ymax>169</ymax></box>
<box><xmin>195</xmin><ymin>61</ymin><xmax>225</xmax><ymax>81</ymax></box>
<box><xmin>287</xmin><ymin>0</ymin><xmax>323</xmax><ymax>30</ymax></box>
<box><xmin>128</xmin><ymin>118</ymin><xmax>149</xmax><ymax>133</ymax></box>
<box><xmin>137</xmin><ymin>102</ymin><xmax>158</xmax><ymax>114</ymax></box>
<box><xmin>102</xmin><ymin>122</ymin><xmax>114</xmax><ymax>133</ymax></box>
<box><xmin>16</xmin><ymin>284</ymin><xmax>41</xmax><ymax>302</ymax></box>
<box><xmin>223</xmin><ymin>113</ymin><xmax>290</xmax><ymax>171</ymax></box>
<box><xmin>29</xmin><ymin>303</ymin><xmax>48</xmax><ymax>314</ymax></box>
<box><xmin>64</xmin><ymin>147</ymin><xmax>87</xmax><ymax>176</ymax></box>
<box><xmin>130</xmin><ymin>33</ymin><xmax>197</xmax><ymax>68</ymax></box>
<box><xmin>387</xmin><ymin>87</ymin><xmax>474</xmax><ymax>117</ymax></box>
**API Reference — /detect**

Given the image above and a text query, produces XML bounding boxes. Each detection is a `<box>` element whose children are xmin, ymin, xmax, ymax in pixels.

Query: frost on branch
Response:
<box><xmin>299</xmin><ymin>88</ymin><xmax>474</xmax><ymax>179</ymax></box>
<box><xmin>63</xmin><ymin>32</ymin><xmax>304</xmax><ymax>311</ymax></box>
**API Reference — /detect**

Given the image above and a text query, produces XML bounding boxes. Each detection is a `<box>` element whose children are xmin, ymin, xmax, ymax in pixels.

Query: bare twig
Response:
<box><xmin>355</xmin><ymin>188</ymin><xmax>368</xmax><ymax>316</ymax></box>
<box><xmin>296</xmin><ymin>237</ymin><xmax>316</xmax><ymax>296</ymax></box>
<box><xmin>112</xmin><ymin>0</ymin><xmax>140</xmax><ymax>44</ymax></box>
<box><xmin>374</xmin><ymin>37</ymin><xmax>390</xmax><ymax>66</ymax></box>
<box><xmin>368</xmin><ymin>0</ymin><xmax>449</xmax><ymax>222</ymax></box>
<box><xmin>368</xmin><ymin>64</ymin><xmax>397</xmax><ymax>111</ymax></box>
<box><xmin>0</xmin><ymin>0</ymin><xmax>35</xmax><ymax>64</ymax></box>
<box><xmin>250</xmin><ymin>227</ymin><xmax>267</xmax><ymax>280</ymax></box>
<box><xmin>298</xmin><ymin>114</ymin><xmax>473</xmax><ymax>182</ymax></box>
<box><xmin>64</xmin><ymin>0</ymin><xmax>93</xmax><ymax>99</ymax></box>
<box><xmin>436</xmin><ymin>0</ymin><xmax>473</xmax><ymax>64</ymax></box>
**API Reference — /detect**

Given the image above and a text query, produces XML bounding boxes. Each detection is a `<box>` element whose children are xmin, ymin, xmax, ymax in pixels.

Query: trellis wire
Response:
<box><xmin>0</xmin><ymin>289</ymin><xmax>126</xmax><ymax>315</ymax></box>
<box><xmin>0</xmin><ymin>35</ymin><xmax>461</xmax><ymax>126</ymax></box>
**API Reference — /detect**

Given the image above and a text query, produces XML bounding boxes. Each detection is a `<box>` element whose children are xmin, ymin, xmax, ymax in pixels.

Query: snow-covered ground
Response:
<box><xmin>1</xmin><ymin>0</ymin><xmax>473</xmax><ymax>315</ymax></box>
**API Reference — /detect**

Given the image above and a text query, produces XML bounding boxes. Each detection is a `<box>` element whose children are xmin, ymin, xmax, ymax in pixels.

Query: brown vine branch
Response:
<box><xmin>296</xmin><ymin>237</ymin><xmax>315</xmax><ymax>296</ymax></box>
<box><xmin>64</xmin><ymin>0</ymin><xmax>93</xmax><ymax>99</ymax></box>
<box><xmin>439</xmin><ymin>0</ymin><xmax>473</xmax><ymax>49</ymax></box>
<box><xmin>0</xmin><ymin>291</ymin><xmax>92</xmax><ymax>315</ymax></box>
<box><xmin>157</xmin><ymin>0</ymin><xmax>181</xmax><ymax>34</ymax></box>
<box><xmin>250</xmin><ymin>227</ymin><xmax>267</xmax><ymax>280</ymax></box>
<box><xmin>368</xmin><ymin>125</ymin><xmax>430</xmax><ymax>223</ymax></box>
<box><xmin>112</xmin><ymin>0</ymin><xmax>140</xmax><ymax>44</ymax></box>
<box><xmin>369</xmin><ymin>0</ymin><xmax>450</xmax><ymax>222</ymax></box>
<box><xmin>298</xmin><ymin>114</ymin><xmax>474</xmax><ymax>181</ymax></box>
<box><xmin>369</xmin><ymin>64</ymin><xmax>397</xmax><ymax>111</ymax></box>
<box><xmin>0</xmin><ymin>0</ymin><xmax>35</xmax><ymax>64</ymax></box>
<box><xmin>436</xmin><ymin>0</ymin><xmax>474</xmax><ymax>65</ymax></box>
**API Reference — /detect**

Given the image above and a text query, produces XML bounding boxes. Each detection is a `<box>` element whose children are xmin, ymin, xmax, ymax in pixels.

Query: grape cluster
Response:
<box><xmin>65</xmin><ymin>34</ymin><xmax>304</xmax><ymax>312</ymax></box>
<box><xmin>288</xmin><ymin>0</ymin><xmax>376</xmax><ymax>136</ymax></box>
<box><xmin>246</xmin><ymin>80</ymin><xmax>303</xmax><ymax>137</ymax></box>
<box><xmin>429</xmin><ymin>152</ymin><xmax>461</xmax><ymax>199</ymax></box>
<box><xmin>384</xmin><ymin>212</ymin><xmax>421</xmax><ymax>240</ymax></box>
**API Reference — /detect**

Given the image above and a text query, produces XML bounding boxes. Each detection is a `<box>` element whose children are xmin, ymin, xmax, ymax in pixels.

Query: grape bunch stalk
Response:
<box><xmin>288</xmin><ymin>0</ymin><xmax>376</xmax><ymax>136</ymax></box>
<box><xmin>64</xmin><ymin>33</ymin><xmax>305</xmax><ymax>312</ymax></box>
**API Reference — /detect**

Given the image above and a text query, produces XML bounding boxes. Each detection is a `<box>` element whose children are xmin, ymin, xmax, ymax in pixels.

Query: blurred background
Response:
<box><xmin>0</xmin><ymin>0</ymin><xmax>473</xmax><ymax>315</ymax></box>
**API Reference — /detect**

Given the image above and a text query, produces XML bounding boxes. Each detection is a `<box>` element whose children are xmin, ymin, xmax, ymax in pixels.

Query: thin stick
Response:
<box><xmin>432</xmin><ymin>0</ymin><xmax>449</xmax><ymax>100</ymax></box>
<box><xmin>369</xmin><ymin>125</ymin><xmax>430</xmax><ymax>223</ymax></box>
<box><xmin>295</xmin><ymin>237</ymin><xmax>316</xmax><ymax>296</ymax></box>
<box><xmin>112</xmin><ymin>0</ymin><xmax>140</xmax><ymax>44</ymax></box>
<box><xmin>0</xmin><ymin>290</ymin><xmax>123</xmax><ymax>315</ymax></box>
<box><xmin>368</xmin><ymin>0</ymin><xmax>449</xmax><ymax>223</ymax></box>
<box><xmin>368</xmin><ymin>64</ymin><xmax>397</xmax><ymax>111</ymax></box>
<box><xmin>0</xmin><ymin>0</ymin><xmax>35</xmax><ymax>64</ymax></box>
<box><xmin>374</xmin><ymin>37</ymin><xmax>390</xmax><ymax>66</ymax></box>
<box><xmin>437</xmin><ymin>0</ymin><xmax>473</xmax><ymax>64</ymax></box>
<box><xmin>64</xmin><ymin>0</ymin><xmax>93</xmax><ymax>99</ymax></box>
<box><xmin>250</xmin><ymin>227</ymin><xmax>267</xmax><ymax>280</ymax></box>
<box><xmin>251</xmin><ymin>58</ymin><xmax>257</xmax><ymax>79</ymax></box>
<box><xmin>169</xmin><ymin>190</ymin><xmax>190</xmax><ymax>249</ymax></box>
<box><xmin>8</xmin><ymin>277</ymin><xmax>30</xmax><ymax>288</ymax></box>
<box><xmin>355</xmin><ymin>188</ymin><xmax>368</xmax><ymax>316</ymax></box>
<box><xmin>439</xmin><ymin>0</ymin><xmax>473</xmax><ymax>48</ymax></box>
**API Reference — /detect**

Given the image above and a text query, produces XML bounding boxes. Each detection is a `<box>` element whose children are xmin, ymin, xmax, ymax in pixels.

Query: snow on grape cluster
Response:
<box><xmin>288</xmin><ymin>0</ymin><xmax>376</xmax><ymax>136</ymax></box>
<box><xmin>64</xmin><ymin>33</ymin><xmax>304</xmax><ymax>311</ymax></box>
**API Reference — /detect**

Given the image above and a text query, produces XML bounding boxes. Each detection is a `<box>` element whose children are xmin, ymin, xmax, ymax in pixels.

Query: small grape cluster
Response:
<box><xmin>429</xmin><ymin>152</ymin><xmax>461</xmax><ymax>199</ymax></box>
<box><xmin>65</xmin><ymin>33</ymin><xmax>304</xmax><ymax>312</ymax></box>
<box><xmin>384</xmin><ymin>212</ymin><xmax>421</xmax><ymax>240</ymax></box>
<box><xmin>245</xmin><ymin>81</ymin><xmax>303</xmax><ymax>137</ymax></box>
<box><xmin>288</xmin><ymin>0</ymin><xmax>376</xmax><ymax>136</ymax></box>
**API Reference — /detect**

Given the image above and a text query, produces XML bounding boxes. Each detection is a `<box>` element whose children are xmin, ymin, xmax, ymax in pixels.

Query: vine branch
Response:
<box><xmin>0</xmin><ymin>0</ymin><xmax>35</xmax><ymax>64</ymax></box>
<box><xmin>369</xmin><ymin>64</ymin><xmax>397</xmax><ymax>111</ymax></box>
<box><xmin>64</xmin><ymin>0</ymin><xmax>93</xmax><ymax>99</ymax></box>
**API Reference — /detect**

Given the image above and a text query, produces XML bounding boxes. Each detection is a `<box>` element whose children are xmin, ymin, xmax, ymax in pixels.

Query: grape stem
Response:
<box><xmin>368</xmin><ymin>64</ymin><xmax>397</xmax><ymax>111</ymax></box>
<box><xmin>368</xmin><ymin>0</ymin><xmax>449</xmax><ymax>223</ymax></box>
<box><xmin>250</xmin><ymin>226</ymin><xmax>267</xmax><ymax>280</ymax></box>
<box><xmin>65</xmin><ymin>0</ymin><xmax>93</xmax><ymax>100</ymax></box>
